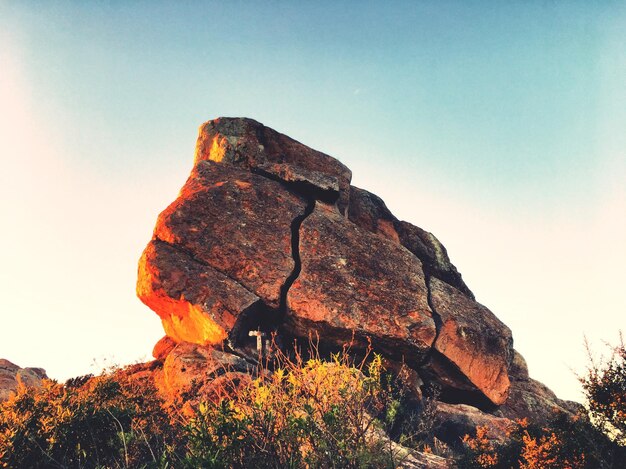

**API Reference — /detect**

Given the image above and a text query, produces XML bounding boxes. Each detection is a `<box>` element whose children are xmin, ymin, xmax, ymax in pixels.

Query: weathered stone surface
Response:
<box><xmin>348</xmin><ymin>186</ymin><xmax>473</xmax><ymax>298</ymax></box>
<box><xmin>433</xmin><ymin>402</ymin><xmax>513</xmax><ymax>449</ymax></box>
<box><xmin>194</xmin><ymin>117</ymin><xmax>352</xmax><ymax>212</ymax></box>
<box><xmin>509</xmin><ymin>349</ymin><xmax>529</xmax><ymax>380</ymax></box>
<box><xmin>154</xmin><ymin>342</ymin><xmax>251</xmax><ymax>402</ymax></box>
<box><xmin>395</xmin><ymin>221</ymin><xmax>474</xmax><ymax>299</ymax></box>
<box><xmin>136</xmin><ymin>117</ymin><xmax>571</xmax><ymax>428</ymax></box>
<box><xmin>497</xmin><ymin>376</ymin><xmax>583</xmax><ymax>422</ymax></box>
<box><xmin>428</xmin><ymin>277</ymin><xmax>512</xmax><ymax>407</ymax></box>
<box><xmin>138</xmin><ymin>239</ymin><xmax>261</xmax><ymax>345</ymax></box>
<box><xmin>152</xmin><ymin>161</ymin><xmax>307</xmax><ymax>309</ymax></box>
<box><xmin>0</xmin><ymin>359</ymin><xmax>47</xmax><ymax>401</ymax></box>
<box><xmin>287</xmin><ymin>202</ymin><xmax>437</xmax><ymax>363</ymax></box>
<box><xmin>347</xmin><ymin>186</ymin><xmax>400</xmax><ymax>242</ymax></box>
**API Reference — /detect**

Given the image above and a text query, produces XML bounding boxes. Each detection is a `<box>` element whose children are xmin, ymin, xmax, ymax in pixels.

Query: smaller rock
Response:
<box><xmin>496</xmin><ymin>377</ymin><xmax>582</xmax><ymax>423</ymax></box>
<box><xmin>433</xmin><ymin>401</ymin><xmax>513</xmax><ymax>449</ymax></box>
<box><xmin>428</xmin><ymin>277</ymin><xmax>512</xmax><ymax>407</ymax></box>
<box><xmin>509</xmin><ymin>349</ymin><xmax>529</xmax><ymax>380</ymax></box>
<box><xmin>154</xmin><ymin>342</ymin><xmax>251</xmax><ymax>402</ymax></box>
<box><xmin>0</xmin><ymin>359</ymin><xmax>47</xmax><ymax>401</ymax></box>
<box><xmin>152</xmin><ymin>336</ymin><xmax>177</xmax><ymax>360</ymax></box>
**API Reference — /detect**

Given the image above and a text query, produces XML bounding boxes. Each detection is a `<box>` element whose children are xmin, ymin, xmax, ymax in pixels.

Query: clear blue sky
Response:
<box><xmin>1</xmin><ymin>1</ymin><xmax>624</xmax><ymax>402</ymax></box>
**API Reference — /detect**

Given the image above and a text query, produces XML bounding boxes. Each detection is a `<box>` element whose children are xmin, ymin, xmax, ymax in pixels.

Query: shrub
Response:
<box><xmin>0</xmin><ymin>369</ymin><xmax>182</xmax><ymax>469</ymax></box>
<box><xmin>581</xmin><ymin>335</ymin><xmax>626</xmax><ymax>445</ymax></box>
<box><xmin>460</xmin><ymin>334</ymin><xmax>626</xmax><ymax>469</ymax></box>
<box><xmin>184</xmin><ymin>345</ymin><xmax>407</xmax><ymax>468</ymax></box>
<box><xmin>459</xmin><ymin>417</ymin><xmax>588</xmax><ymax>469</ymax></box>
<box><xmin>0</xmin><ymin>343</ymin><xmax>431</xmax><ymax>468</ymax></box>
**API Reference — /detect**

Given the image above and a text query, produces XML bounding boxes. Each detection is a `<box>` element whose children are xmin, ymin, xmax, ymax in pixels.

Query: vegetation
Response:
<box><xmin>460</xmin><ymin>335</ymin><xmax>626</xmax><ymax>469</ymax></box>
<box><xmin>581</xmin><ymin>335</ymin><xmax>626</xmax><ymax>446</ymax></box>
<box><xmin>2</xmin><ymin>335</ymin><xmax>624</xmax><ymax>468</ymax></box>
<box><xmin>0</xmin><ymin>345</ymin><xmax>433</xmax><ymax>468</ymax></box>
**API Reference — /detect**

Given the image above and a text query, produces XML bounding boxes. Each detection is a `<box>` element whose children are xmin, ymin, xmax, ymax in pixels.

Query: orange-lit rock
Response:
<box><xmin>137</xmin><ymin>117</ymin><xmax>572</xmax><ymax>418</ymax></box>
<box><xmin>151</xmin><ymin>161</ymin><xmax>307</xmax><ymax>310</ymax></box>
<box><xmin>288</xmin><ymin>202</ymin><xmax>437</xmax><ymax>361</ymax></box>
<box><xmin>194</xmin><ymin>117</ymin><xmax>352</xmax><ymax>213</ymax></box>
<box><xmin>0</xmin><ymin>359</ymin><xmax>47</xmax><ymax>401</ymax></box>
<box><xmin>138</xmin><ymin>239</ymin><xmax>258</xmax><ymax>346</ymax></box>
<box><xmin>427</xmin><ymin>277</ymin><xmax>512</xmax><ymax>407</ymax></box>
<box><xmin>152</xmin><ymin>336</ymin><xmax>177</xmax><ymax>360</ymax></box>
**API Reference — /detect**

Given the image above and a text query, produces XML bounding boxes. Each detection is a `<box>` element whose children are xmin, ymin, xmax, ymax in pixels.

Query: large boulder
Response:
<box><xmin>137</xmin><ymin>117</ymin><xmax>570</xmax><ymax>418</ymax></box>
<box><xmin>0</xmin><ymin>359</ymin><xmax>47</xmax><ymax>401</ymax></box>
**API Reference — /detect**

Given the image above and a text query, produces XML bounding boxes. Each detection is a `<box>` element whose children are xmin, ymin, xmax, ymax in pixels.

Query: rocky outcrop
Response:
<box><xmin>137</xmin><ymin>117</ymin><xmax>573</xmax><ymax>421</ymax></box>
<box><xmin>152</xmin><ymin>341</ymin><xmax>252</xmax><ymax>404</ymax></box>
<box><xmin>0</xmin><ymin>359</ymin><xmax>47</xmax><ymax>401</ymax></box>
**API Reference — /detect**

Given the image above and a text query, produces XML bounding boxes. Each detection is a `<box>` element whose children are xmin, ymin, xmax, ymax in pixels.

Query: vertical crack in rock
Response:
<box><xmin>423</xmin><ymin>268</ymin><xmax>443</xmax><ymax>340</ymax></box>
<box><xmin>423</xmin><ymin>270</ymin><xmax>443</xmax><ymax>363</ymax></box>
<box><xmin>280</xmin><ymin>198</ymin><xmax>316</xmax><ymax>318</ymax></box>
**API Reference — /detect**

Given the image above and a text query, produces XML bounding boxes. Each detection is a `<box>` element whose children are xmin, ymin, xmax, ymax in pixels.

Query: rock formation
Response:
<box><xmin>0</xmin><ymin>359</ymin><xmax>47</xmax><ymax>401</ymax></box>
<box><xmin>137</xmin><ymin>117</ymin><xmax>577</xmax><ymax>448</ymax></box>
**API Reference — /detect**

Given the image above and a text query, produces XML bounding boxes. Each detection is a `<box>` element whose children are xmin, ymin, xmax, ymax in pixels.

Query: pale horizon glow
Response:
<box><xmin>1</xmin><ymin>1</ymin><xmax>624</xmax><ymax>403</ymax></box>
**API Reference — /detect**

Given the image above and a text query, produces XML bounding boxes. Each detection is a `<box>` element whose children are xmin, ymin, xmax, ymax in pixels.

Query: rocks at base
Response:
<box><xmin>497</xmin><ymin>376</ymin><xmax>583</xmax><ymax>423</ymax></box>
<box><xmin>433</xmin><ymin>401</ymin><xmax>513</xmax><ymax>449</ymax></box>
<box><xmin>152</xmin><ymin>341</ymin><xmax>252</xmax><ymax>403</ymax></box>
<box><xmin>495</xmin><ymin>347</ymin><xmax>582</xmax><ymax>422</ymax></box>
<box><xmin>0</xmin><ymin>359</ymin><xmax>47</xmax><ymax>401</ymax></box>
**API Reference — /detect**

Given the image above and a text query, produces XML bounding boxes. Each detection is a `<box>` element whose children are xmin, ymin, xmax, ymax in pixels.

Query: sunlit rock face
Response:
<box><xmin>136</xmin><ymin>117</ymin><xmax>562</xmax><ymax>413</ymax></box>
<box><xmin>0</xmin><ymin>359</ymin><xmax>47</xmax><ymax>401</ymax></box>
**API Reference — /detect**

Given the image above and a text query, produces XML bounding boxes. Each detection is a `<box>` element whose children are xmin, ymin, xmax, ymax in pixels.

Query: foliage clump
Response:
<box><xmin>460</xmin><ymin>335</ymin><xmax>626</xmax><ymax>469</ymax></box>
<box><xmin>185</xmin><ymin>345</ymin><xmax>424</xmax><ymax>468</ymax></box>
<box><xmin>0</xmin><ymin>344</ymin><xmax>430</xmax><ymax>468</ymax></box>
<box><xmin>581</xmin><ymin>335</ymin><xmax>626</xmax><ymax>446</ymax></box>
<box><xmin>0</xmin><ymin>368</ymin><xmax>179</xmax><ymax>468</ymax></box>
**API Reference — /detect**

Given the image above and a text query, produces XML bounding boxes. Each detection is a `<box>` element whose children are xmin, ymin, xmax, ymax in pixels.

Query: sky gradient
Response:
<box><xmin>1</xmin><ymin>1</ymin><xmax>624</xmax><ymax>402</ymax></box>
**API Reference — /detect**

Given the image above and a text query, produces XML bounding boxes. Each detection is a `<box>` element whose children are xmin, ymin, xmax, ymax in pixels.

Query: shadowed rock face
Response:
<box><xmin>137</xmin><ymin>117</ymin><xmax>570</xmax><ymax>415</ymax></box>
